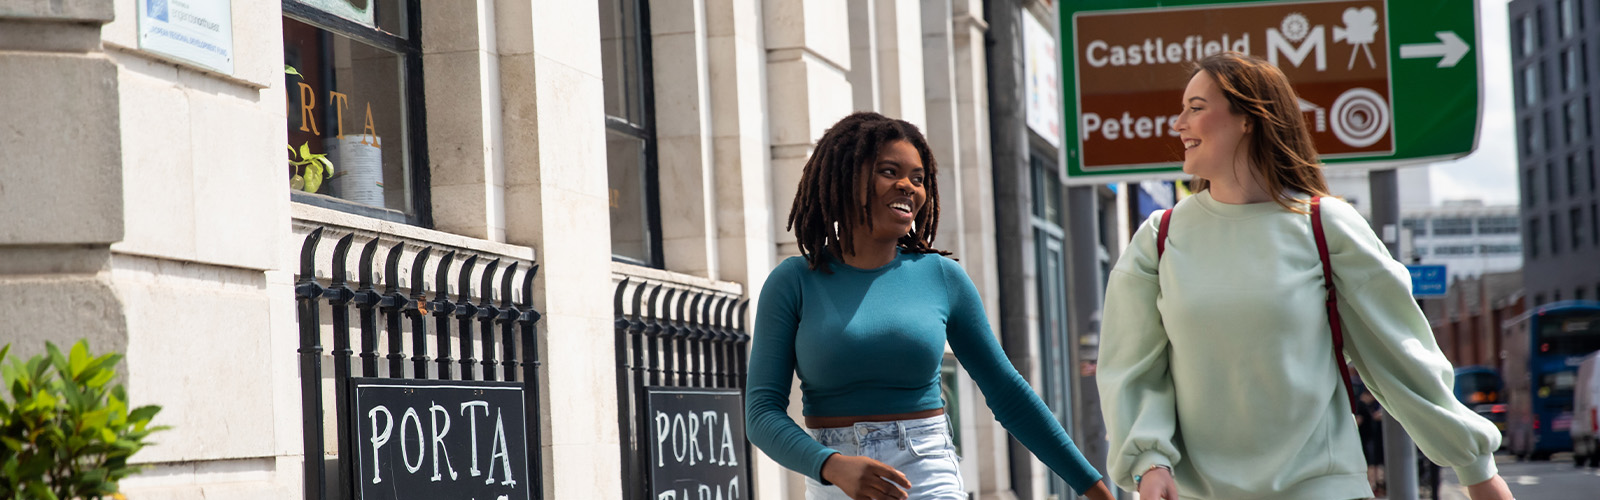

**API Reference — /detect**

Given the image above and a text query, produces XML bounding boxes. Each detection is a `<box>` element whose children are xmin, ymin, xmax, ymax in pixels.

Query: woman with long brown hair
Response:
<box><xmin>745</xmin><ymin>112</ymin><xmax>1113</xmax><ymax>500</ymax></box>
<box><xmin>1097</xmin><ymin>52</ymin><xmax>1513</xmax><ymax>499</ymax></box>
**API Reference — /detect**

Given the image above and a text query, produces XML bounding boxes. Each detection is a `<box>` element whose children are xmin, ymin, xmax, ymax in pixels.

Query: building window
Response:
<box><xmin>1529</xmin><ymin>217</ymin><xmax>1541</xmax><ymax>258</ymax></box>
<box><xmin>1569</xmin><ymin>99</ymin><xmax>1588</xmax><ymax>144</ymax></box>
<box><xmin>1593</xmin><ymin>203</ymin><xmax>1599</xmax><ymax>245</ymax></box>
<box><xmin>1572</xmin><ymin>155</ymin><xmax>1582</xmax><ymax>198</ymax></box>
<box><xmin>1403</xmin><ymin>218</ymin><xmax>1428</xmax><ymax>236</ymax></box>
<box><xmin>1434</xmin><ymin>245</ymin><xmax>1478</xmax><ymax>256</ymax></box>
<box><xmin>1482</xmin><ymin>243</ymin><xmax>1522</xmax><ymax>254</ymax></box>
<box><xmin>1579</xmin><ymin>288</ymin><xmax>1588</xmax><ymax>301</ymax></box>
<box><xmin>1522</xmin><ymin>14</ymin><xmax>1539</xmax><ymax>57</ymax></box>
<box><xmin>1561</xmin><ymin>0</ymin><xmax>1579</xmax><ymax>39</ymax></box>
<box><xmin>282</xmin><ymin>0</ymin><xmax>427</xmax><ymax>224</ymax></box>
<box><xmin>1574</xmin><ymin>208</ymin><xmax>1585</xmax><ymax>250</ymax></box>
<box><xmin>1549</xmin><ymin>162</ymin><xmax>1561</xmax><ymax>202</ymax></box>
<box><xmin>600</xmin><ymin>0</ymin><xmax>662</xmax><ymax>267</ymax></box>
<box><xmin>1550</xmin><ymin>213</ymin><xmax>1561</xmax><ymax>254</ymax></box>
<box><xmin>1433</xmin><ymin>217</ymin><xmax>1474</xmax><ymax>236</ymax></box>
<box><xmin>1523</xmin><ymin>65</ymin><xmax>1541</xmax><ymax>106</ymax></box>
<box><xmin>1564</xmin><ymin>48</ymin><xmax>1584</xmax><ymax>91</ymax></box>
<box><xmin>1525</xmin><ymin>168</ymin><xmax>1537</xmax><ymax>206</ymax></box>
<box><xmin>1591</xmin><ymin>150</ymin><xmax>1598</xmax><ymax>193</ymax></box>
<box><xmin>1556</xmin><ymin>290</ymin><xmax>1564</xmax><ymax>302</ymax></box>
<box><xmin>1523</xmin><ymin>117</ymin><xmax>1541</xmax><ymax>156</ymax></box>
<box><xmin>1535</xmin><ymin>293</ymin><xmax>1547</xmax><ymax>306</ymax></box>
<box><xmin>1478</xmin><ymin>216</ymin><xmax>1520</xmax><ymax>235</ymax></box>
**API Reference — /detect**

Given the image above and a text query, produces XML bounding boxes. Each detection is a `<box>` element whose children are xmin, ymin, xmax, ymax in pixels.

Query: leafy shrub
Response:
<box><xmin>0</xmin><ymin>341</ymin><xmax>166</xmax><ymax>500</ymax></box>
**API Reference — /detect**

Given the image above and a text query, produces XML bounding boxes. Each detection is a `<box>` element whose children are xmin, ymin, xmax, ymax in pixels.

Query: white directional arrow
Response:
<box><xmin>1400</xmin><ymin>31</ymin><xmax>1471</xmax><ymax>68</ymax></box>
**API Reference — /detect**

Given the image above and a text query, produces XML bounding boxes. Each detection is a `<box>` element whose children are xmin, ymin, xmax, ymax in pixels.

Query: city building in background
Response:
<box><xmin>1510</xmin><ymin>0</ymin><xmax>1600</xmax><ymax>306</ymax></box>
<box><xmin>1401</xmin><ymin>200</ymin><xmax>1525</xmax><ymax>280</ymax></box>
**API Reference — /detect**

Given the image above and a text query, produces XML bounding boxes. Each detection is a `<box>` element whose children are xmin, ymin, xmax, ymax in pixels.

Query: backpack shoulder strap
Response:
<box><xmin>1157</xmin><ymin>208</ymin><xmax>1174</xmax><ymax>260</ymax></box>
<box><xmin>1311</xmin><ymin>198</ymin><xmax>1359</xmax><ymax>414</ymax></box>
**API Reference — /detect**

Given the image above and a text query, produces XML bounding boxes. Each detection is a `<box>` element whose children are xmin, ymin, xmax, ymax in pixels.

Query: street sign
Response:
<box><xmin>1061</xmin><ymin>0</ymin><xmax>1481</xmax><ymax>184</ymax></box>
<box><xmin>1407</xmin><ymin>264</ymin><xmax>1448</xmax><ymax>298</ymax></box>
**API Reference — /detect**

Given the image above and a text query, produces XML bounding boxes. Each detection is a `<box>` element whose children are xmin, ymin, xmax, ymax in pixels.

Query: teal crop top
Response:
<box><xmin>744</xmin><ymin>251</ymin><xmax>1103</xmax><ymax>493</ymax></box>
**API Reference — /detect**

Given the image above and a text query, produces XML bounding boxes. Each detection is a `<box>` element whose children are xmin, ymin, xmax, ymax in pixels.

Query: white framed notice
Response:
<box><xmin>1023</xmin><ymin>8</ymin><xmax>1062</xmax><ymax>148</ymax></box>
<box><xmin>137</xmin><ymin>0</ymin><xmax>234</xmax><ymax>75</ymax></box>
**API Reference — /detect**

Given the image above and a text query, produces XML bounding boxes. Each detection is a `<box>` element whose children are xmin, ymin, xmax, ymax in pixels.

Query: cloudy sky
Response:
<box><xmin>1424</xmin><ymin>0</ymin><xmax>1518</xmax><ymax>206</ymax></box>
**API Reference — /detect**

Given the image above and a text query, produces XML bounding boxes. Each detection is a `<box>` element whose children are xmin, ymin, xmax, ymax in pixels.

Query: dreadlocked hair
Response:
<box><xmin>787</xmin><ymin>112</ymin><xmax>950</xmax><ymax>273</ymax></box>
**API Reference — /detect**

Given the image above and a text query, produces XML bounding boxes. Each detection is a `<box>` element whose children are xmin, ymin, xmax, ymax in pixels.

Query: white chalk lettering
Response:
<box><xmin>401</xmin><ymin>408</ymin><xmax>425</xmax><ymax>473</ymax></box>
<box><xmin>485</xmin><ymin>408</ymin><xmax>517</xmax><ymax>487</ymax></box>
<box><xmin>655</xmin><ymin>412</ymin><xmax>672</xmax><ymax>467</ymax></box>
<box><xmin>368</xmin><ymin>406</ymin><xmax>394</xmax><ymax>483</ymax></box>
<box><xmin>429</xmin><ymin>402</ymin><xmax>458</xmax><ymax>481</ymax></box>
<box><xmin>719</xmin><ymin>416</ymin><xmax>738</xmax><ymax>467</ymax></box>
<box><xmin>672</xmin><ymin>413</ymin><xmax>689</xmax><ymax>463</ymax></box>
<box><xmin>461</xmin><ymin>401</ymin><xmax>489</xmax><ymax>477</ymax></box>
<box><xmin>700</xmin><ymin>411</ymin><xmax>719</xmax><ymax>465</ymax></box>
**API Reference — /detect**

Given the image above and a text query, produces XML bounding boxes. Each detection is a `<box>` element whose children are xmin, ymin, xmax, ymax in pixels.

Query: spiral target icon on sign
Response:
<box><xmin>1329</xmin><ymin>88</ymin><xmax>1389</xmax><ymax>148</ymax></box>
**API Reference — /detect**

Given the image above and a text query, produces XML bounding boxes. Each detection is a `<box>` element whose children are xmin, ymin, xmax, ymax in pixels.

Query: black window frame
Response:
<box><xmin>282</xmin><ymin>1</ymin><xmax>432</xmax><ymax>227</ymax></box>
<box><xmin>601</xmin><ymin>0</ymin><xmax>664</xmax><ymax>269</ymax></box>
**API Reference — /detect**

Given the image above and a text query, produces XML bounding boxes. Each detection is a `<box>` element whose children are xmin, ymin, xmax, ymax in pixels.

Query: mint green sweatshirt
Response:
<box><xmin>1098</xmin><ymin>191</ymin><xmax>1500</xmax><ymax>499</ymax></box>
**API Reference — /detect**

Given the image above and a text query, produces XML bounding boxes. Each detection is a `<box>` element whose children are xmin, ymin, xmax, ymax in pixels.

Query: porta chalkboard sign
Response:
<box><xmin>349</xmin><ymin>378</ymin><xmax>532</xmax><ymax>500</ymax></box>
<box><xmin>645</xmin><ymin>387</ymin><xmax>748</xmax><ymax>500</ymax></box>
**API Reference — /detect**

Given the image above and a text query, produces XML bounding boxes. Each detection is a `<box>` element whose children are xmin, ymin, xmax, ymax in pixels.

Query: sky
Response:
<box><xmin>1424</xmin><ymin>0</ymin><xmax>1518</xmax><ymax>206</ymax></box>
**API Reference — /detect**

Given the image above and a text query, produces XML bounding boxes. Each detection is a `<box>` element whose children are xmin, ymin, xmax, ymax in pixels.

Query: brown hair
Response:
<box><xmin>1189</xmin><ymin>52</ymin><xmax>1331</xmax><ymax>213</ymax></box>
<box><xmin>787</xmin><ymin>112</ymin><xmax>949</xmax><ymax>272</ymax></box>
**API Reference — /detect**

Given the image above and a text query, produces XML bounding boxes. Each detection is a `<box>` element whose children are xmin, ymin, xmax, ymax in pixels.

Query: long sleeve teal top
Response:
<box><xmin>745</xmin><ymin>251</ymin><xmax>1103</xmax><ymax>493</ymax></box>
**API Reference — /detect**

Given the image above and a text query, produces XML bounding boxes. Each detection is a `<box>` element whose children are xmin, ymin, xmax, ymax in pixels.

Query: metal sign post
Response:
<box><xmin>1059</xmin><ymin>0</ymin><xmax>1482</xmax><ymax>183</ymax></box>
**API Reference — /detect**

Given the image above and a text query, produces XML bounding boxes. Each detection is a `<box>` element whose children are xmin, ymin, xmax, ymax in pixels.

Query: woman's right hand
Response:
<box><xmin>820</xmin><ymin>453</ymin><xmax>911</xmax><ymax>500</ymax></box>
<box><xmin>1137</xmin><ymin>466</ymin><xmax>1180</xmax><ymax>500</ymax></box>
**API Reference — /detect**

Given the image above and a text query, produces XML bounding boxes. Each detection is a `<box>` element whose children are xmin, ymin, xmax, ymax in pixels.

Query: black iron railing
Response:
<box><xmin>296</xmin><ymin>228</ymin><xmax>543</xmax><ymax>500</ymax></box>
<box><xmin>612</xmin><ymin>277</ymin><xmax>749</xmax><ymax>500</ymax></box>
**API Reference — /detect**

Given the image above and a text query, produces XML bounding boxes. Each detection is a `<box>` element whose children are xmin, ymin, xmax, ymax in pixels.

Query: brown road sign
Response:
<box><xmin>1066</xmin><ymin>0</ymin><xmax>1453</xmax><ymax>182</ymax></box>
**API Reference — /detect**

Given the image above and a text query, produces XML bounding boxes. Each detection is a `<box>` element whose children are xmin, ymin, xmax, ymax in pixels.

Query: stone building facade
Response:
<box><xmin>2</xmin><ymin>0</ymin><xmax>1108</xmax><ymax>499</ymax></box>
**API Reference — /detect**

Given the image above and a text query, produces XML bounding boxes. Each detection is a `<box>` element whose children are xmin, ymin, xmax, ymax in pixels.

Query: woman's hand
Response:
<box><xmin>1082</xmin><ymin>479</ymin><xmax>1116</xmax><ymax>500</ymax></box>
<box><xmin>1137</xmin><ymin>466</ymin><xmax>1180</xmax><ymax>500</ymax></box>
<box><xmin>1465</xmin><ymin>474</ymin><xmax>1514</xmax><ymax>500</ymax></box>
<box><xmin>820</xmin><ymin>453</ymin><xmax>911</xmax><ymax>500</ymax></box>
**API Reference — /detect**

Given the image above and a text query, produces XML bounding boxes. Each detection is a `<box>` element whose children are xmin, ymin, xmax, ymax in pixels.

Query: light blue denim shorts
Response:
<box><xmin>805</xmin><ymin>415</ymin><xmax>963</xmax><ymax>500</ymax></box>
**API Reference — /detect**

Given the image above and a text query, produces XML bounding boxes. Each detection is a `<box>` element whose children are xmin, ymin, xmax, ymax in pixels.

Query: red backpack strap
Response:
<box><xmin>1157</xmin><ymin>208</ymin><xmax>1174</xmax><ymax>259</ymax></box>
<box><xmin>1311</xmin><ymin>198</ymin><xmax>1358</xmax><ymax>414</ymax></box>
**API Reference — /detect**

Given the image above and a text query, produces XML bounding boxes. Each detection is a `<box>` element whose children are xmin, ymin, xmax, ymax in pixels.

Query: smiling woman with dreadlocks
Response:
<box><xmin>745</xmin><ymin>112</ymin><xmax>1112</xmax><ymax>500</ymax></box>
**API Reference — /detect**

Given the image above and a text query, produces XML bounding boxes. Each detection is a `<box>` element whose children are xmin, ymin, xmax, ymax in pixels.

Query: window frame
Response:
<box><xmin>283</xmin><ymin>1</ymin><xmax>433</xmax><ymax>227</ymax></box>
<box><xmin>601</xmin><ymin>0</ymin><xmax>664</xmax><ymax>268</ymax></box>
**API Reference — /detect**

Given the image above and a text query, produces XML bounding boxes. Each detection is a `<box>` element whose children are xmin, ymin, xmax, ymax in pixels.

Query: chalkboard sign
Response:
<box><xmin>645</xmin><ymin>388</ymin><xmax>748</xmax><ymax>500</ymax></box>
<box><xmin>349</xmin><ymin>378</ymin><xmax>532</xmax><ymax>500</ymax></box>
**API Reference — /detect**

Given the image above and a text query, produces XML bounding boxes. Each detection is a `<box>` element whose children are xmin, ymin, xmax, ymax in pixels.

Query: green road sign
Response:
<box><xmin>1061</xmin><ymin>0</ymin><xmax>1481</xmax><ymax>184</ymax></box>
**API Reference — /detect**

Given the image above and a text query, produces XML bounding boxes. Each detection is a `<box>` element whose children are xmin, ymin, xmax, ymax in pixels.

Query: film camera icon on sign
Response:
<box><xmin>1282</xmin><ymin>8</ymin><xmax>1390</xmax><ymax>149</ymax></box>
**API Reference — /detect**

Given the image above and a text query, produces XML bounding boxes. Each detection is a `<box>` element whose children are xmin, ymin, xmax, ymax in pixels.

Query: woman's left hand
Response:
<box><xmin>1081</xmin><ymin>480</ymin><xmax>1115</xmax><ymax>500</ymax></box>
<box><xmin>1465</xmin><ymin>474</ymin><xmax>1513</xmax><ymax>500</ymax></box>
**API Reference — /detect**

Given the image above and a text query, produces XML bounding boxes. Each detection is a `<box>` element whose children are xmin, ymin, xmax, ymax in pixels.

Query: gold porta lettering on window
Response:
<box><xmin>296</xmin><ymin>82</ymin><xmax>382</xmax><ymax>148</ymax></box>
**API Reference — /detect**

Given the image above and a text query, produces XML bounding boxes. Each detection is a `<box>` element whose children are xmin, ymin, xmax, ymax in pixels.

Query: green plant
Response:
<box><xmin>0</xmin><ymin>341</ymin><xmax>166</xmax><ymax>500</ymax></box>
<box><xmin>285</xmin><ymin>65</ymin><xmax>335</xmax><ymax>193</ymax></box>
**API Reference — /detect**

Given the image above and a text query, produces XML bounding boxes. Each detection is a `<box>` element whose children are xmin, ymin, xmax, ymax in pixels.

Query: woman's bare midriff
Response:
<box><xmin>804</xmin><ymin>407</ymin><xmax>945</xmax><ymax>429</ymax></box>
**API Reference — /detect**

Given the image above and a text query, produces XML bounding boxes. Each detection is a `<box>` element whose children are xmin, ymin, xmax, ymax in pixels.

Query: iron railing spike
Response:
<box><xmin>357</xmin><ymin>238</ymin><xmax>380</xmax><ymax>290</ymax></box>
<box><xmin>383</xmin><ymin>242</ymin><xmax>405</xmax><ymax>294</ymax></box>
<box><xmin>330</xmin><ymin>234</ymin><xmax>355</xmax><ymax>286</ymax></box>
<box><xmin>298</xmin><ymin>227</ymin><xmax>323</xmax><ymax>279</ymax></box>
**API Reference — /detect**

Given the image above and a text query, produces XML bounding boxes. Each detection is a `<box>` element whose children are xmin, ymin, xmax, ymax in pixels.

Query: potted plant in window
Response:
<box><xmin>285</xmin><ymin>65</ymin><xmax>334</xmax><ymax>194</ymax></box>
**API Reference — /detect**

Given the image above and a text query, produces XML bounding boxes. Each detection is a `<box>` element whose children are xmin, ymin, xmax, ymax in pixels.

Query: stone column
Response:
<box><xmin>874</xmin><ymin>0</ymin><xmax>926</xmax><ymax>128</ymax></box>
<box><xmin>707</xmin><ymin>0</ymin><xmax>775</xmax><ymax>291</ymax></box>
<box><xmin>0</xmin><ymin>0</ymin><xmax>127</xmax><ymax>360</ymax></box>
<box><xmin>424</xmin><ymin>0</ymin><xmax>508</xmax><ymax>242</ymax></box>
<box><xmin>763</xmin><ymin>0</ymin><xmax>852</xmax><ymax>260</ymax></box>
<box><xmin>498</xmin><ymin>1</ymin><xmax>622</xmax><ymax>498</ymax></box>
<box><xmin>652</xmin><ymin>0</ymin><xmax>721</xmax><ymax>279</ymax></box>
<box><xmin>920</xmin><ymin>0</ymin><xmax>966</xmax><ymax>268</ymax></box>
<box><xmin>949</xmin><ymin>1</ymin><xmax>1017</xmax><ymax>499</ymax></box>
